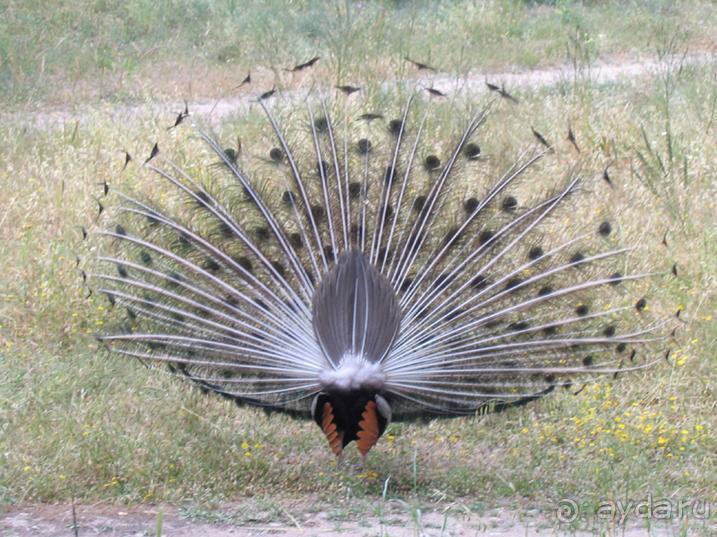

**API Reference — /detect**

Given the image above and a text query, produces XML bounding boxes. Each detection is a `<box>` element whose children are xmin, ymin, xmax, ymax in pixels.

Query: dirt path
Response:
<box><xmin>3</xmin><ymin>51</ymin><xmax>714</xmax><ymax>131</ymax></box>
<box><xmin>1</xmin><ymin>501</ymin><xmax>703</xmax><ymax>537</ymax></box>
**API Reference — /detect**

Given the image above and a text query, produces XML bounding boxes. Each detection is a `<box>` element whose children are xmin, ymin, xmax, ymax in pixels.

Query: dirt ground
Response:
<box><xmin>1</xmin><ymin>501</ymin><xmax>704</xmax><ymax>537</ymax></box>
<box><xmin>3</xmin><ymin>51</ymin><xmax>713</xmax><ymax>131</ymax></box>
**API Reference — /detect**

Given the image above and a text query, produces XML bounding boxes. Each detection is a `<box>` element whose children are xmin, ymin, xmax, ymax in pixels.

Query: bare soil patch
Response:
<box><xmin>3</xmin><ymin>52</ymin><xmax>713</xmax><ymax>131</ymax></box>
<box><xmin>0</xmin><ymin>501</ymin><xmax>698</xmax><ymax>536</ymax></box>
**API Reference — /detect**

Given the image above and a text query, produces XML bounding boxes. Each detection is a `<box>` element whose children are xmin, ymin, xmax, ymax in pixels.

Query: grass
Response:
<box><xmin>1</xmin><ymin>2</ymin><xmax>716</xmax><ymax>535</ymax></box>
<box><xmin>1</xmin><ymin>0</ymin><xmax>716</xmax><ymax>108</ymax></box>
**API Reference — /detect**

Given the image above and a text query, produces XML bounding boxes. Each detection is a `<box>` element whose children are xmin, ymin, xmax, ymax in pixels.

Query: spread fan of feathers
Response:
<box><xmin>84</xmin><ymin>90</ymin><xmax>673</xmax><ymax>458</ymax></box>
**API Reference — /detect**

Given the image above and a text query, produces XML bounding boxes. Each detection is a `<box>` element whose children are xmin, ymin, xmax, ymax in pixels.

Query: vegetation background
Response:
<box><xmin>1</xmin><ymin>0</ymin><xmax>715</xmax><ymax>535</ymax></box>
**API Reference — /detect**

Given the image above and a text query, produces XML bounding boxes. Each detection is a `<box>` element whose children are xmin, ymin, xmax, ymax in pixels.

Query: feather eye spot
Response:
<box><xmin>635</xmin><ymin>297</ymin><xmax>647</xmax><ymax>311</ymax></box>
<box><xmin>115</xmin><ymin>224</ymin><xmax>127</xmax><ymax>236</ymax></box>
<box><xmin>575</xmin><ymin>304</ymin><xmax>589</xmax><ymax>316</ymax></box>
<box><xmin>582</xmin><ymin>355</ymin><xmax>594</xmax><ymax>367</ymax></box>
<box><xmin>289</xmin><ymin>232</ymin><xmax>303</xmax><ymax>249</ymax></box>
<box><xmin>501</xmin><ymin>196</ymin><xmax>518</xmax><ymax>212</ymax></box>
<box><xmin>388</xmin><ymin>119</ymin><xmax>403</xmax><ymax>136</ymax></box>
<box><xmin>509</xmin><ymin>320</ymin><xmax>529</xmax><ymax>331</ymax></box>
<box><xmin>463</xmin><ymin>197</ymin><xmax>480</xmax><ymax>213</ymax></box>
<box><xmin>424</xmin><ymin>155</ymin><xmax>441</xmax><ymax>171</ymax></box>
<box><xmin>234</xmin><ymin>256</ymin><xmax>253</xmax><ymax>273</ymax></box>
<box><xmin>528</xmin><ymin>246</ymin><xmax>544</xmax><ymax>260</ymax></box>
<box><xmin>609</xmin><ymin>272</ymin><xmax>623</xmax><ymax>285</ymax></box>
<box><xmin>616</xmin><ymin>342</ymin><xmax>627</xmax><ymax>353</ymax></box>
<box><xmin>311</xmin><ymin>204</ymin><xmax>325</xmax><ymax>222</ymax></box>
<box><xmin>223</xmin><ymin>148</ymin><xmax>238</xmax><ymax>163</ymax></box>
<box><xmin>139</xmin><ymin>251</ymin><xmax>152</xmax><ymax>265</ymax></box>
<box><xmin>400</xmin><ymin>278</ymin><xmax>413</xmax><ymax>293</ymax></box>
<box><xmin>223</xmin><ymin>295</ymin><xmax>239</xmax><ymax>307</ymax></box>
<box><xmin>598</xmin><ymin>221</ymin><xmax>612</xmax><ymax>236</ymax></box>
<box><xmin>470</xmin><ymin>274</ymin><xmax>488</xmax><ymax>290</ymax></box>
<box><xmin>313</xmin><ymin>116</ymin><xmax>328</xmax><ymax>133</ymax></box>
<box><xmin>316</xmin><ymin>160</ymin><xmax>328</xmax><ymax>177</ymax></box>
<box><xmin>478</xmin><ymin>229</ymin><xmax>494</xmax><ymax>245</ymax></box>
<box><xmin>412</xmin><ymin>195</ymin><xmax>427</xmax><ymax>212</ymax></box>
<box><xmin>176</xmin><ymin>233</ymin><xmax>191</xmax><ymax>250</ymax></box>
<box><xmin>166</xmin><ymin>271</ymin><xmax>182</xmax><ymax>288</ymax></box>
<box><xmin>357</xmin><ymin>138</ymin><xmax>372</xmax><ymax>154</ymax></box>
<box><xmin>269</xmin><ymin>147</ymin><xmax>284</xmax><ymax>163</ymax></box>
<box><xmin>570</xmin><ymin>252</ymin><xmax>585</xmax><ymax>265</ymax></box>
<box><xmin>203</xmin><ymin>258</ymin><xmax>220</xmax><ymax>272</ymax></box>
<box><xmin>218</xmin><ymin>222</ymin><xmax>233</xmax><ymax>238</ymax></box>
<box><xmin>537</xmin><ymin>285</ymin><xmax>553</xmax><ymax>297</ymax></box>
<box><xmin>348</xmin><ymin>182</ymin><xmax>362</xmax><ymax>199</ymax></box>
<box><xmin>116</xmin><ymin>263</ymin><xmax>128</xmax><ymax>278</ymax></box>
<box><xmin>463</xmin><ymin>143</ymin><xmax>481</xmax><ymax>160</ymax></box>
<box><xmin>282</xmin><ymin>190</ymin><xmax>296</xmax><ymax>207</ymax></box>
<box><xmin>255</xmin><ymin>226</ymin><xmax>270</xmax><ymax>242</ymax></box>
<box><xmin>603</xmin><ymin>325</ymin><xmax>616</xmax><ymax>337</ymax></box>
<box><xmin>323</xmin><ymin>244</ymin><xmax>334</xmax><ymax>260</ymax></box>
<box><xmin>384</xmin><ymin>166</ymin><xmax>396</xmax><ymax>185</ymax></box>
<box><xmin>504</xmin><ymin>277</ymin><xmax>523</xmax><ymax>291</ymax></box>
<box><xmin>270</xmin><ymin>261</ymin><xmax>286</xmax><ymax>278</ymax></box>
<box><xmin>543</xmin><ymin>325</ymin><xmax>558</xmax><ymax>335</ymax></box>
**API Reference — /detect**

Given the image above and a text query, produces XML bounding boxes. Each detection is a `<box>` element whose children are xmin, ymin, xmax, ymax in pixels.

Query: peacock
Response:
<box><xmin>84</xmin><ymin>87</ymin><xmax>674</xmax><ymax>459</ymax></box>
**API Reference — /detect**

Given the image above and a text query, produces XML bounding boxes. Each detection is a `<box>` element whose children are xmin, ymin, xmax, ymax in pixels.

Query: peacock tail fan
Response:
<box><xmin>82</xmin><ymin>91</ymin><xmax>675</xmax><ymax>455</ymax></box>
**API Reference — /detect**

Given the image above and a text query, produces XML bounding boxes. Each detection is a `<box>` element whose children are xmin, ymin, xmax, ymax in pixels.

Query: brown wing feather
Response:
<box><xmin>321</xmin><ymin>402</ymin><xmax>343</xmax><ymax>456</ymax></box>
<box><xmin>356</xmin><ymin>401</ymin><xmax>380</xmax><ymax>456</ymax></box>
